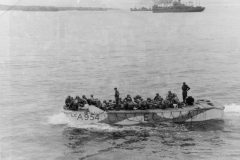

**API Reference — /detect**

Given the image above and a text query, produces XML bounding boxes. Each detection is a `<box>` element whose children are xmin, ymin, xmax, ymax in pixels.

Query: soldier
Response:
<box><xmin>154</xmin><ymin>93</ymin><xmax>163</xmax><ymax>102</ymax></box>
<box><xmin>82</xmin><ymin>95</ymin><xmax>88</xmax><ymax>104</ymax></box>
<box><xmin>65</xmin><ymin>95</ymin><xmax>72</xmax><ymax>108</ymax></box>
<box><xmin>114</xmin><ymin>88</ymin><xmax>120</xmax><ymax>109</ymax></box>
<box><xmin>166</xmin><ymin>91</ymin><xmax>174</xmax><ymax>103</ymax></box>
<box><xmin>182</xmin><ymin>82</ymin><xmax>190</xmax><ymax>103</ymax></box>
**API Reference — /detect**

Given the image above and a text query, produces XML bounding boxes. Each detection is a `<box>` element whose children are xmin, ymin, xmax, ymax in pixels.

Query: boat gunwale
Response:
<box><xmin>62</xmin><ymin>106</ymin><xmax>223</xmax><ymax>114</ymax></box>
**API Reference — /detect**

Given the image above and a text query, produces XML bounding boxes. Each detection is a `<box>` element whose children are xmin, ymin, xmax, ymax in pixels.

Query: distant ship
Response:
<box><xmin>130</xmin><ymin>7</ymin><xmax>152</xmax><ymax>11</ymax></box>
<box><xmin>77</xmin><ymin>8</ymin><xmax>107</xmax><ymax>11</ymax></box>
<box><xmin>152</xmin><ymin>0</ymin><xmax>205</xmax><ymax>13</ymax></box>
<box><xmin>21</xmin><ymin>7</ymin><xmax>59</xmax><ymax>12</ymax></box>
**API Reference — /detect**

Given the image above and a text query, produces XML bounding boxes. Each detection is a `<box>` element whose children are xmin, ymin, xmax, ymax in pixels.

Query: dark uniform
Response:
<box><xmin>65</xmin><ymin>95</ymin><xmax>72</xmax><ymax>107</ymax></box>
<box><xmin>182</xmin><ymin>82</ymin><xmax>190</xmax><ymax>103</ymax></box>
<box><xmin>114</xmin><ymin>88</ymin><xmax>120</xmax><ymax>109</ymax></box>
<box><xmin>154</xmin><ymin>93</ymin><xmax>163</xmax><ymax>102</ymax></box>
<box><xmin>82</xmin><ymin>95</ymin><xmax>88</xmax><ymax>104</ymax></box>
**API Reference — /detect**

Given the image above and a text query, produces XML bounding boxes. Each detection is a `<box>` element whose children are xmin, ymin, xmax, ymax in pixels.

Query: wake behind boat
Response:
<box><xmin>63</xmin><ymin>98</ymin><xmax>224</xmax><ymax>125</ymax></box>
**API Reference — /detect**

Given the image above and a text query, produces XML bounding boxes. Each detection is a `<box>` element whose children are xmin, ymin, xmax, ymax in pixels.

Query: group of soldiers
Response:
<box><xmin>64</xmin><ymin>94</ymin><xmax>101</xmax><ymax>111</ymax></box>
<box><xmin>64</xmin><ymin>82</ymin><xmax>192</xmax><ymax>111</ymax></box>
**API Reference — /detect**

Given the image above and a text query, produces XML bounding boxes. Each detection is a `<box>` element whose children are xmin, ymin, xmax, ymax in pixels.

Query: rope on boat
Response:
<box><xmin>159</xmin><ymin>112</ymin><xmax>167</xmax><ymax>119</ymax></box>
<box><xmin>107</xmin><ymin>113</ymin><xmax>118</xmax><ymax>123</ymax></box>
<box><xmin>188</xmin><ymin>110</ymin><xmax>200</xmax><ymax>120</ymax></box>
<box><xmin>105</xmin><ymin>108</ymin><xmax>206</xmax><ymax>124</ymax></box>
<box><xmin>124</xmin><ymin>113</ymin><xmax>145</xmax><ymax>122</ymax></box>
<box><xmin>109</xmin><ymin>113</ymin><xmax>143</xmax><ymax>123</ymax></box>
<box><xmin>114</xmin><ymin>113</ymin><xmax>125</xmax><ymax>121</ymax></box>
<box><xmin>152</xmin><ymin>113</ymin><xmax>159</xmax><ymax>121</ymax></box>
<box><xmin>135</xmin><ymin>113</ymin><xmax>144</xmax><ymax>121</ymax></box>
<box><xmin>179</xmin><ymin>111</ymin><xmax>184</xmax><ymax>119</ymax></box>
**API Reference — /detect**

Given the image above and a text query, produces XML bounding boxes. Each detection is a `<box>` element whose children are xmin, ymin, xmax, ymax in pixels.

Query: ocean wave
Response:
<box><xmin>47</xmin><ymin>112</ymin><xmax>70</xmax><ymax>125</ymax></box>
<box><xmin>47</xmin><ymin>112</ymin><xmax>119</xmax><ymax>131</ymax></box>
<box><xmin>224</xmin><ymin>103</ymin><xmax>240</xmax><ymax>113</ymax></box>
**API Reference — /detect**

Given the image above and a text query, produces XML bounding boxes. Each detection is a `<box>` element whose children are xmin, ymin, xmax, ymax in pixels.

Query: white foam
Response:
<box><xmin>47</xmin><ymin>112</ymin><xmax>120</xmax><ymax>131</ymax></box>
<box><xmin>47</xmin><ymin>112</ymin><xmax>70</xmax><ymax>125</ymax></box>
<box><xmin>224</xmin><ymin>103</ymin><xmax>240</xmax><ymax>113</ymax></box>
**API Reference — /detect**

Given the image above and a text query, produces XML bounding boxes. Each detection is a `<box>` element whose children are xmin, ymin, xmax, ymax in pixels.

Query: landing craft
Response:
<box><xmin>152</xmin><ymin>0</ymin><xmax>205</xmax><ymax>13</ymax></box>
<box><xmin>63</xmin><ymin>99</ymin><xmax>224</xmax><ymax>126</ymax></box>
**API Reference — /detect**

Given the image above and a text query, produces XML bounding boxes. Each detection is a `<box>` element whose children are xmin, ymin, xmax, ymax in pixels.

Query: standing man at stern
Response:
<box><xmin>182</xmin><ymin>82</ymin><xmax>190</xmax><ymax>103</ymax></box>
<box><xmin>114</xmin><ymin>88</ymin><xmax>120</xmax><ymax>110</ymax></box>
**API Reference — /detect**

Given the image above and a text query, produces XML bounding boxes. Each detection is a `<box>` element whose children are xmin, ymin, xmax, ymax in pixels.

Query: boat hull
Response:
<box><xmin>152</xmin><ymin>7</ymin><xmax>205</xmax><ymax>13</ymax></box>
<box><xmin>63</xmin><ymin>100</ymin><xmax>224</xmax><ymax>125</ymax></box>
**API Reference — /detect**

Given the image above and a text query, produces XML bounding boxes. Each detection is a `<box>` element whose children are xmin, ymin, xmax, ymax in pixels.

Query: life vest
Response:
<box><xmin>73</xmin><ymin>99</ymin><xmax>78</xmax><ymax>104</ymax></box>
<box><xmin>65</xmin><ymin>97</ymin><xmax>72</xmax><ymax>106</ymax></box>
<box><xmin>126</xmin><ymin>97</ymin><xmax>132</xmax><ymax>102</ymax></box>
<box><xmin>162</xmin><ymin>100</ymin><xmax>170</xmax><ymax>104</ymax></box>
<box><xmin>166</xmin><ymin>94</ymin><xmax>174</xmax><ymax>101</ymax></box>
<box><xmin>154</xmin><ymin>96</ymin><xmax>163</xmax><ymax>101</ymax></box>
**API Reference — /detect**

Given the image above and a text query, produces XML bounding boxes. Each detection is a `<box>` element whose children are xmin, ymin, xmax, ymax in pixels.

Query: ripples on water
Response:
<box><xmin>47</xmin><ymin>112</ymin><xmax>234</xmax><ymax>160</ymax></box>
<box><xmin>0</xmin><ymin>4</ymin><xmax>240</xmax><ymax>160</ymax></box>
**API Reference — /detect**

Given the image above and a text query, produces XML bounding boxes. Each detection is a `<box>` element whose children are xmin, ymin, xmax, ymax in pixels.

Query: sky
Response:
<box><xmin>0</xmin><ymin>0</ymin><xmax>239</xmax><ymax>8</ymax></box>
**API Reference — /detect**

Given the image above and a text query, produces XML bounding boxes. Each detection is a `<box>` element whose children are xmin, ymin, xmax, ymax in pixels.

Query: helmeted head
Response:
<box><xmin>183</xmin><ymin>82</ymin><xmax>186</xmax><ymax>84</ymax></box>
<box><xmin>127</xmin><ymin>94</ymin><xmax>130</xmax><ymax>97</ymax></box>
<box><xmin>82</xmin><ymin>95</ymin><xmax>86</xmax><ymax>98</ymax></box>
<box><xmin>114</xmin><ymin>88</ymin><xmax>117</xmax><ymax>90</ymax></box>
<box><xmin>76</xmin><ymin>95</ymin><xmax>80</xmax><ymax>99</ymax></box>
<box><xmin>168</xmin><ymin>91</ymin><xmax>172</xmax><ymax>94</ymax></box>
<box><xmin>103</xmin><ymin>100</ymin><xmax>106</xmax><ymax>103</ymax></box>
<box><xmin>156</xmin><ymin>93</ymin><xmax>159</xmax><ymax>96</ymax></box>
<box><xmin>91</xmin><ymin>94</ymin><xmax>93</xmax><ymax>98</ymax></box>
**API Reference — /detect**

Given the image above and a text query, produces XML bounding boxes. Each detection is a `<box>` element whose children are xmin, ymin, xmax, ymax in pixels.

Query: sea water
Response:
<box><xmin>0</xmin><ymin>3</ymin><xmax>240</xmax><ymax>160</ymax></box>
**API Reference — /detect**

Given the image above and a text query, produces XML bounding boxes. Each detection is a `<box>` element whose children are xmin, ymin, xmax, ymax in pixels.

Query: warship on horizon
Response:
<box><xmin>152</xmin><ymin>0</ymin><xmax>205</xmax><ymax>13</ymax></box>
<box><xmin>130</xmin><ymin>7</ymin><xmax>152</xmax><ymax>11</ymax></box>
